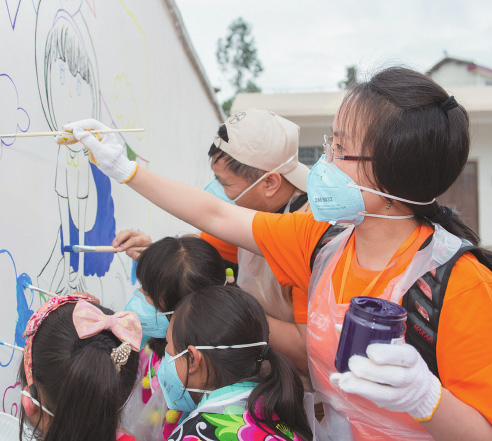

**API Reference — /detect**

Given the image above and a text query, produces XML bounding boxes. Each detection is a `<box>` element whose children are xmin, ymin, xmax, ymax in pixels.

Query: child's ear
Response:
<box><xmin>21</xmin><ymin>387</ymin><xmax>39</xmax><ymax>418</ymax></box>
<box><xmin>187</xmin><ymin>345</ymin><xmax>204</xmax><ymax>375</ymax></box>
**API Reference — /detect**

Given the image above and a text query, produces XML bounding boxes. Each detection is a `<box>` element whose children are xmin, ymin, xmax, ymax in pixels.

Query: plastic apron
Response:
<box><xmin>237</xmin><ymin>192</ymin><xmax>308</xmax><ymax>322</ymax></box>
<box><xmin>307</xmin><ymin>224</ymin><xmax>463</xmax><ymax>441</ymax></box>
<box><xmin>121</xmin><ymin>349</ymin><xmax>169</xmax><ymax>441</ymax></box>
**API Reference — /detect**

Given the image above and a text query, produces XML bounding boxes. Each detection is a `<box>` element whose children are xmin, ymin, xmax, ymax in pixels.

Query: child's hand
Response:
<box><xmin>59</xmin><ymin>119</ymin><xmax>138</xmax><ymax>184</ymax></box>
<box><xmin>330</xmin><ymin>343</ymin><xmax>442</xmax><ymax>421</ymax></box>
<box><xmin>112</xmin><ymin>229</ymin><xmax>152</xmax><ymax>261</ymax></box>
<box><xmin>74</xmin><ymin>292</ymin><xmax>101</xmax><ymax>305</ymax></box>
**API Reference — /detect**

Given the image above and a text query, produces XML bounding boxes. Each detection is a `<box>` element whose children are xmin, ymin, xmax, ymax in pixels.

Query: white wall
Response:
<box><xmin>431</xmin><ymin>63</ymin><xmax>492</xmax><ymax>88</ymax></box>
<box><xmin>0</xmin><ymin>0</ymin><xmax>220</xmax><ymax>413</ymax></box>
<box><xmin>469</xmin><ymin>114</ymin><xmax>492</xmax><ymax>246</ymax></box>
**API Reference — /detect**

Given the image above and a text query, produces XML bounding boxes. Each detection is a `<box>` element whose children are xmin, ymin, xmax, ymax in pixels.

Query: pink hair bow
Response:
<box><xmin>73</xmin><ymin>300</ymin><xmax>142</xmax><ymax>351</ymax></box>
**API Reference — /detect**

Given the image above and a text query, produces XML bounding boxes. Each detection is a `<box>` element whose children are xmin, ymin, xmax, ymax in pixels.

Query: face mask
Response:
<box><xmin>157</xmin><ymin>352</ymin><xmax>205</xmax><ymax>412</ymax></box>
<box><xmin>205</xmin><ymin>153</ymin><xmax>298</xmax><ymax>204</ymax></box>
<box><xmin>307</xmin><ymin>155</ymin><xmax>435</xmax><ymax>224</ymax></box>
<box><xmin>204</xmin><ymin>178</ymin><xmax>235</xmax><ymax>204</ymax></box>
<box><xmin>125</xmin><ymin>289</ymin><xmax>173</xmax><ymax>338</ymax></box>
<box><xmin>157</xmin><ymin>341</ymin><xmax>267</xmax><ymax>412</ymax></box>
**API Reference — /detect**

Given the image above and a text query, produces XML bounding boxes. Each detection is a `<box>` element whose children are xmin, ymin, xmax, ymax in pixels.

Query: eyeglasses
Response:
<box><xmin>323</xmin><ymin>135</ymin><xmax>373</xmax><ymax>163</ymax></box>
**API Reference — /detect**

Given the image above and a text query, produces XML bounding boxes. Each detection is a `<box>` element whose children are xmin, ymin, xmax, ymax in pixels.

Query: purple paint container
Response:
<box><xmin>335</xmin><ymin>296</ymin><xmax>407</xmax><ymax>373</ymax></box>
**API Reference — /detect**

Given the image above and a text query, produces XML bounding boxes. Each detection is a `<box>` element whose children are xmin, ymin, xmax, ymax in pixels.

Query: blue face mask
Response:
<box><xmin>204</xmin><ymin>178</ymin><xmax>235</xmax><ymax>204</ymax></box>
<box><xmin>125</xmin><ymin>289</ymin><xmax>173</xmax><ymax>338</ymax></box>
<box><xmin>157</xmin><ymin>352</ymin><xmax>203</xmax><ymax>412</ymax></box>
<box><xmin>307</xmin><ymin>155</ymin><xmax>366</xmax><ymax>225</ymax></box>
<box><xmin>307</xmin><ymin>155</ymin><xmax>434</xmax><ymax>225</ymax></box>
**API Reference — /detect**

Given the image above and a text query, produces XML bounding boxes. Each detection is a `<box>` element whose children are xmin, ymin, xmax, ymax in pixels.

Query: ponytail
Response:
<box><xmin>416</xmin><ymin>202</ymin><xmax>484</xmax><ymax>248</ymax></box>
<box><xmin>45</xmin><ymin>335</ymin><xmax>121</xmax><ymax>441</ymax></box>
<box><xmin>248</xmin><ymin>346</ymin><xmax>312</xmax><ymax>441</ymax></box>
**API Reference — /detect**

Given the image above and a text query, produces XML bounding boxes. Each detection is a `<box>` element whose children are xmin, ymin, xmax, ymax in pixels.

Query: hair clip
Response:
<box><xmin>225</xmin><ymin>268</ymin><xmax>235</xmax><ymax>285</ymax></box>
<box><xmin>111</xmin><ymin>341</ymin><xmax>132</xmax><ymax>371</ymax></box>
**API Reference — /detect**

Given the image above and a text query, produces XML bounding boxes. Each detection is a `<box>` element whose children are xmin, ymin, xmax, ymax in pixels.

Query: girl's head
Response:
<box><xmin>136</xmin><ymin>236</ymin><xmax>226</xmax><ymax>313</ymax></box>
<box><xmin>19</xmin><ymin>295</ymin><xmax>140</xmax><ymax>441</ymax></box>
<box><xmin>162</xmin><ymin>286</ymin><xmax>312</xmax><ymax>440</ymax></box>
<box><xmin>332</xmin><ymin>66</ymin><xmax>476</xmax><ymax>241</ymax></box>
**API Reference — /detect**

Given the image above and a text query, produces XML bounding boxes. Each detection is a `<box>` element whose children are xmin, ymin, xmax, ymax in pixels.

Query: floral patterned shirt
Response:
<box><xmin>168</xmin><ymin>383</ymin><xmax>299</xmax><ymax>441</ymax></box>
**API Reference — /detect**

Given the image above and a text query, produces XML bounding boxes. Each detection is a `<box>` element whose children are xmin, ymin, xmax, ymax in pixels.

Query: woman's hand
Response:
<box><xmin>330</xmin><ymin>343</ymin><xmax>442</xmax><ymax>421</ymax></box>
<box><xmin>59</xmin><ymin>119</ymin><xmax>138</xmax><ymax>184</ymax></box>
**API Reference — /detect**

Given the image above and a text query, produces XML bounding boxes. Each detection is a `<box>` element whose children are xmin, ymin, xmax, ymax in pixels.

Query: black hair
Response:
<box><xmin>208</xmin><ymin>124</ymin><xmax>266</xmax><ymax>183</ymax></box>
<box><xmin>171</xmin><ymin>286</ymin><xmax>312</xmax><ymax>441</ymax></box>
<box><xmin>136</xmin><ymin>236</ymin><xmax>226</xmax><ymax>313</ymax></box>
<box><xmin>18</xmin><ymin>302</ymin><xmax>139</xmax><ymax>441</ymax></box>
<box><xmin>338</xmin><ymin>66</ymin><xmax>479</xmax><ymax>244</ymax></box>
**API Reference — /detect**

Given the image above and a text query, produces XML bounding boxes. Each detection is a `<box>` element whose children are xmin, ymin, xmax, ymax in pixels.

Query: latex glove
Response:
<box><xmin>330</xmin><ymin>343</ymin><xmax>442</xmax><ymax>421</ymax></box>
<box><xmin>60</xmin><ymin>119</ymin><xmax>138</xmax><ymax>184</ymax></box>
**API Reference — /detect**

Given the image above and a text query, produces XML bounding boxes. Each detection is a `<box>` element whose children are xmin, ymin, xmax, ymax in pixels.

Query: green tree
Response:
<box><xmin>216</xmin><ymin>17</ymin><xmax>263</xmax><ymax>115</ymax></box>
<box><xmin>338</xmin><ymin>65</ymin><xmax>358</xmax><ymax>89</ymax></box>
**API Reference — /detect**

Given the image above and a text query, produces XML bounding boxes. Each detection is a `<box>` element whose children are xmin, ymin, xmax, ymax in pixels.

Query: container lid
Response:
<box><xmin>350</xmin><ymin>296</ymin><xmax>407</xmax><ymax>321</ymax></box>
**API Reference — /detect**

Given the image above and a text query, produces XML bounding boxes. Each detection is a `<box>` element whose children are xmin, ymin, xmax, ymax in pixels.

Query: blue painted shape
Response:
<box><xmin>15</xmin><ymin>274</ymin><xmax>34</xmax><ymax>347</ymax></box>
<box><xmin>131</xmin><ymin>260</ymin><xmax>137</xmax><ymax>285</ymax></box>
<box><xmin>0</xmin><ymin>250</ymin><xmax>35</xmax><ymax>367</ymax></box>
<box><xmin>60</xmin><ymin>165</ymin><xmax>116</xmax><ymax>277</ymax></box>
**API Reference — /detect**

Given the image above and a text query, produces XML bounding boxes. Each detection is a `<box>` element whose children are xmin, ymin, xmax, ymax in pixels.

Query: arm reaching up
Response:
<box><xmin>63</xmin><ymin>119</ymin><xmax>261</xmax><ymax>255</ymax></box>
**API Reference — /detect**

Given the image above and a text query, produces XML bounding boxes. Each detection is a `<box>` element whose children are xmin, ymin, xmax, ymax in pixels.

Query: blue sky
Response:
<box><xmin>174</xmin><ymin>0</ymin><xmax>492</xmax><ymax>101</ymax></box>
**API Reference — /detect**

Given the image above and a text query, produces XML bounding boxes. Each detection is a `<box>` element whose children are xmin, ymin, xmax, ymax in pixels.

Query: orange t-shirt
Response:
<box><xmin>200</xmin><ymin>232</ymin><xmax>239</xmax><ymax>264</ymax></box>
<box><xmin>202</xmin><ymin>220</ymin><xmax>329</xmax><ymax>323</ymax></box>
<box><xmin>252</xmin><ymin>211</ymin><xmax>492</xmax><ymax>424</ymax></box>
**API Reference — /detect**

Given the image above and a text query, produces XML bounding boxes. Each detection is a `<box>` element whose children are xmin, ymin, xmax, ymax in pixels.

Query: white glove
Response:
<box><xmin>60</xmin><ymin>119</ymin><xmax>138</xmax><ymax>184</ymax></box>
<box><xmin>330</xmin><ymin>343</ymin><xmax>442</xmax><ymax>421</ymax></box>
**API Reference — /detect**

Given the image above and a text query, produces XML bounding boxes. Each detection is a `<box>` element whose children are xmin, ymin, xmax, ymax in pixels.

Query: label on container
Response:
<box><xmin>391</xmin><ymin>337</ymin><xmax>405</xmax><ymax>345</ymax></box>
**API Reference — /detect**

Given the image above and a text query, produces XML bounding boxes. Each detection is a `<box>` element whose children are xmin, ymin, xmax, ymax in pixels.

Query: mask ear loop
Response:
<box><xmin>347</xmin><ymin>182</ymin><xmax>436</xmax><ymax>205</ymax></box>
<box><xmin>21</xmin><ymin>390</ymin><xmax>55</xmax><ymax>417</ymax></box>
<box><xmin>232</xmin><ymin>153</ymin><xmax>298</xmax><ymax>203</ymax></box>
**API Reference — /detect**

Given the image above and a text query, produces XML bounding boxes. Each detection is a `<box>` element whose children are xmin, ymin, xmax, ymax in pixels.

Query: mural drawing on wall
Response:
<box><xmin>35</xmin><ymin>1</ymin><xmax>116</xmax><ymax>295</ymax></box>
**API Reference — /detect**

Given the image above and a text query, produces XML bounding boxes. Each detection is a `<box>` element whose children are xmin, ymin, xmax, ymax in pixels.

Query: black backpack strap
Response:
<box><xmin>403</xmin><ymin>242</ymin><xmax>492</xmax><ymax>379</ymax></box>
<box><xmin>310</xmin><ymin>224</ymin><xmax>347</xmax><ymax>271</ymax></box>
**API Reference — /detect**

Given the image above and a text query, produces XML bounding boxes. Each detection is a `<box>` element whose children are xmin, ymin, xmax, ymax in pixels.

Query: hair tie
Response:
<box><xmin>428</xmin><ymin>205</ymin><xmax>454</xmax><ymax>226</ymax></box>
<box><xmin>257</xmin><ymin>344</ymin><xmax>271</xmax><ymax>363</ymax></box>
<box><xmin>440</xmin><ymin>96</ymin><xmax>459</xmax><ymax>115</ymax></box>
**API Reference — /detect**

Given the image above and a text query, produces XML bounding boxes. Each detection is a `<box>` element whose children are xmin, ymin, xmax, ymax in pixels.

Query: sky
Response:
<box><xmin>173</xmin><ymin>0</ymin><xmax>492</xmax><ymax>102</ymax></box>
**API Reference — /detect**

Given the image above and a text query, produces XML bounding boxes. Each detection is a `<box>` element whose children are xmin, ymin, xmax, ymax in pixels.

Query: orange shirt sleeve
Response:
<box><xmin>252</xmin><ymin>211</ymin><xmax>330</xmax><ymax>322</ymax></box>
<box><xmin>437</xmin><ymin>252</ymin><xmax>492</xmax><ymax>424</ymax></box>
<box><xmin>200</xmin><ymin>231</ymin><xmax>238</xmax><ymax>264</ymax></box>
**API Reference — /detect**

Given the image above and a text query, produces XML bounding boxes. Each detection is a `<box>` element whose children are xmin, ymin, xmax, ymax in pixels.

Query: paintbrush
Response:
<box><xmin>68</xmin><ymin>245</ymin><xmax>148</xmax><ymax>253</ymax></box>
<box><xmin>0</xmin><ymin>341</ymin><xmax>24</xmax><ymax>352</ymax></box>
<box><xmin>21</xmin><ymin>282</ymin><xmax>58</xmax><ymax>298</ymax></box>
<box><xmin>0</xmin><ymin>128</ymin><xmax>144</xmax><ymax>139</ymax></box>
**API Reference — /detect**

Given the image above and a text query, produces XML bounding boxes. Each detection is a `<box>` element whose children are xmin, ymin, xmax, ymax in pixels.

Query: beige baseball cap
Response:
<box><xmin>213</xmin><ymin>109</ymin><xmax>310</xmax><ymax>192</ymax></box>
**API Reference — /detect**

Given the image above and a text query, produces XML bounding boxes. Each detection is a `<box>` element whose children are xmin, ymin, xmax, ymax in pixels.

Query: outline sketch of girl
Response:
<box><xmin>35</xmin><ymin>1</ymin><xmax>115</xmax><ymax>294</ymax></box>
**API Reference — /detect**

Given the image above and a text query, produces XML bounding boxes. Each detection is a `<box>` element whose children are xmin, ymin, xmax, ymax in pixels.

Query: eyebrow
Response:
<box><xmin>331</xmin><ymin>126</ymin><xmax>348</xmax><ymax>140</ymax></box>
